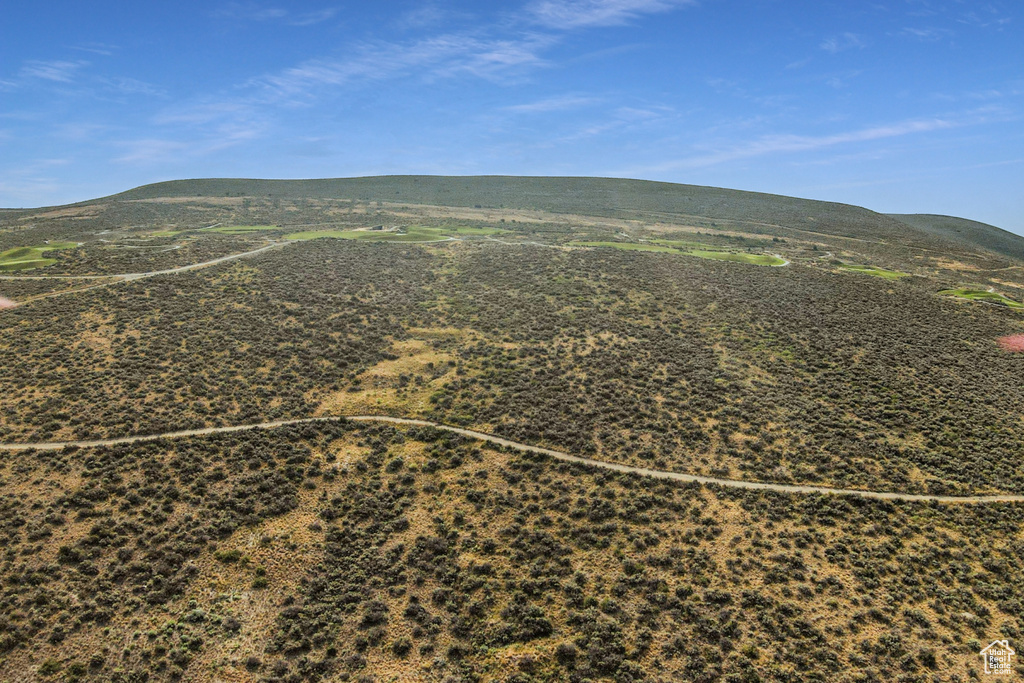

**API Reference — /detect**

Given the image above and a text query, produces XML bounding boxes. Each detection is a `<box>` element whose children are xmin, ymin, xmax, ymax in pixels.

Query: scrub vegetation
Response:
<box><xmin>202</xmin><ymin>225</ymin><xmax>280</xmax><ymax>235</ymax></box>
<box><xmin>571</xmin><ymin>241</ymin><xmax>786</xmax><ymax>265</ymax></box>
<box><xmin>1</xmin><ymin>421</ymin><xmax>1023</xmax><ymax>682</ymax></box>
<box><xmin>286</xmin><ymin>225</ymin><xmax>507</xmax><ymax>242</ymax></box>
<box><xmin>2</xmin><ymin>176</ymin><xmax>1024</xmax><ymax>681</ymax></box>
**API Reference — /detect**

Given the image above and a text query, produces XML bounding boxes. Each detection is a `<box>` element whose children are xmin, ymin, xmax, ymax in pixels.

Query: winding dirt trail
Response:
<box><xmin>0</xmin><ymin>242</ymin><xmax>291</xmax><ymax>305</ymax></box>
<box><xmin>2</xmin><ymin>415</ymin><xmax>1021</xmax><ymax>504</ymax></box>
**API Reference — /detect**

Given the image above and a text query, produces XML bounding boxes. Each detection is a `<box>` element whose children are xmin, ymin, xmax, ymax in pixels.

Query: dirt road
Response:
<box><xmin>0</xmin><ymin>242</ymin><xmax>290</xmax><ymax>305</ymax></box>
<box><xmin>1</xmin><ymin>415</ymin><xmax>1020</xmax><ymax>504</ymax></box>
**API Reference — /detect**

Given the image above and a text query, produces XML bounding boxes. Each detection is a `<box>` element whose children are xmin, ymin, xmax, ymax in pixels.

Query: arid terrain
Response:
<box><xmin>1</xmin><ymin>176</ymin><xmax>1023</xmax><ymax>682</ymax></box>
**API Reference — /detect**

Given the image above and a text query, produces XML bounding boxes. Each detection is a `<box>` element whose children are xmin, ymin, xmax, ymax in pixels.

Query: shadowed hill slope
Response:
<box><xmin>108</xmin><ymin>175</ymin><xmax>971</xmax><ymax>252</ymax></box>
<box><xmin>889</xmin><ymin>213</ymin><xmax>1024</xmax><ymax>260</ymax></box>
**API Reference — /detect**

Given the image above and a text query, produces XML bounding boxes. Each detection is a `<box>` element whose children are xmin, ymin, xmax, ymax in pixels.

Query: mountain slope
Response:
<box><xmin>889</xmin><ymin>213</ymin><xmax>1024</xmax><ymax>260</ymax></box>
<box><xmin>108</xmin><ymin>176</ymin><xmax>962</xmax><ymax>251</ymax></box>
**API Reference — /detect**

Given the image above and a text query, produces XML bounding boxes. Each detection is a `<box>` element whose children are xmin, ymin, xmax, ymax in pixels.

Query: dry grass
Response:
<box><xmin>315</xmin><ymin>333</ymin><xmax>464</xmax><ymax>418</ymax></box>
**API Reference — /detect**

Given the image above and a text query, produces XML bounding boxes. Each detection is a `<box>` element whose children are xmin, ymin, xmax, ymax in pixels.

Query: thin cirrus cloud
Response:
<box><xmin>153</xmin><ymin>101</ymin><xmax>258</xmax><ymax>126</ymax></box>
<box><xmin>236</xmin><ymin>1</ymin><xmax>698</xmax><ymax>110</ymax></box>
<box><xmin>115</xmin><ymin>122</ymin><xmax>266</xmax><ymax>164</ymax></box>
<box><xmin>126</xmin><ymin>1</ymin><xmax>699</xmax><ymax>167</ymax></box>
<box><xmin>245</xmin><ymin>0</ymin><xmax>702</xmax><ymax>100</ymax></box>
<box><xmin>505</xmin><ymin>94</ymin><xmax>600</xmax><ymax>113</ymax></box>
<box><xmin>214</xmin><ymin>3</ymin><xmax>338</xmax><ymax>26</ymax></box>
<box><xmin>127</xmin><ymin>25</ymin><xmax>561</xmax><ymax>165</ymax></box>
<box><xmin>900</xmin><ymin>27</ymin><xmax>955</xmax><ymax>41</ymax></box>
<box><xmin>69</xmin><ymin>43</ymin><xmax>119</xmax><ymax>57</ymax></box>
<box><xmin>253</xmin><ymin>32</ymin><xmax>554</xmax><ymax>100</ymax></box>
<box><xmin>527</xmin><ymin>0</ymin><xmax>695</xmax><ymax>29</ymax></box>
<box><xmin>5</xmin><ymin>59</ymin><xmax>164</xmax><ymax>98</ymax></box>
<box><xmin>19</xmin><ymin>60</ymin><xmax>89</xmax><ymax>83</ymax></box>
<box><xmin>820</xmin><ymin>32</ymin><xmax>866</xmax><ymax>53</ymax></box>
<box><xmin>638</xmin><ymin>115</ymin><xmax>977</xmax><ymax>173</ymax></box>
<box><xmin>100</xmin><ymin>77</ymin><xmax>167</xmax><ymax>98</ymax></box>
<box><xmin>113</xmin><ymin>139</ymin><xmax>191</xmax><ymax>164</ymax></box>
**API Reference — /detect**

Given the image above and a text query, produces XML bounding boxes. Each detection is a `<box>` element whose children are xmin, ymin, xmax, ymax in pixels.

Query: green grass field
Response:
<box><xmin>648</xmin><ymin>238</ymin><xmax>720</xmax><ymax>249</ymax></box>
<box><xmin>202</xmin><ymin>225</ymin><xmax>279</xmax><ymax>234</ymax></box>
<box><xmin>284</xmin><ymin>228</ymin><xmax>449</xmax><ymax>243</ymax></box>
<box><xmin>686</xmin><ymin>249</ymin><xmax>786</xmax><ymax>266</ymax></box>
<box><xmin>939</xmin><ymin>288</ymin><xmax>1024</xmax><ymax>309</ymax></box>
<box><xmin>839</xmin><ymin>264</ymin><xmax>909</xmax><ymax>280</ymax></box>
<box><xmin>285</xmin><ymin>225</ymin><xmax>507</xmax><ymax>242</ymax></box>
<box><xmin>571</xmin><ymin>241</ymin><xmax>787</xmax><ymax>265</ymax></box>
<box><xmin>440</xmin><ymin>225</ymin><xmax>508</xmax><ymax>236</ymax></box>
<box><xmin>150</xmin><ymin>230</ymin><xmax>182</xmax><ymax>238</ymax></box>
<box><xmin>0</xmin><ymin>242</ymin><xmax>78</xmax><ymax>271</ymax></box>
<box><xmin>569</xmin><ymin>241</ymin><xmax>680</xmax><ymax>253</ymax></box>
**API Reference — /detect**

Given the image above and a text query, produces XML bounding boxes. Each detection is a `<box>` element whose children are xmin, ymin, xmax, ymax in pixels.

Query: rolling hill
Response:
<box><xmin>889</xmin><ymin>213</ymin><xmax>1024</xmax><ymax>260</ymax></box>
<box><xmin>105</xmin><ymin>176</ymin><xmax>1018</xmax><ymax>256</ymax></box>
<box><xmin>1</xmin><ymin>177</ymin><xmax>1023</xmax><ymax>682</ymax></box>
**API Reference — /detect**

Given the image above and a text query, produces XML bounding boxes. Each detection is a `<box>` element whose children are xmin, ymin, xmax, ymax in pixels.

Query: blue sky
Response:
<box><xmin>2</xmin><ymin>0</ymin><xmax>1021</xmax><ymax>232</ymax></box>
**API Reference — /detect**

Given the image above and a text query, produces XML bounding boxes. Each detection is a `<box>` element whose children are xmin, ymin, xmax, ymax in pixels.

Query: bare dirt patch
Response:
<box><xmin>997</xmin><ymin>334</ymin><xmax>1024</xmax><ymax>352</ymax></box>
<box><xmin>315</xmin><ymin>333</ymin><xmax>463</xmax><ymax>417</ymax></box>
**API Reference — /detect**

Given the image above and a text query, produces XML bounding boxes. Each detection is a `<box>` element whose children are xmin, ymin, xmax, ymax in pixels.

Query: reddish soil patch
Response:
<box><xmin>997</xmin><ymin>334</ymin><xmax>1024</xmax><ymax>352</ymax></box>
<box><xmin>0</xmin><ymin>296</ymin><xmax>16</xmax><ymax>309</ymax></box>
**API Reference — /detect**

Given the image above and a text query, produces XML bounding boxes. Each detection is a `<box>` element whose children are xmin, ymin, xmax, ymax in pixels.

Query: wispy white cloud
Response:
<box><xmin>213</xmin><ymin>0</ymin><xmax>693</xmax><ymax>122</ymax></box>
<box><xmin>253</xmin><ymin>32</ymin><xmax>554</xmax><ymax>100</ymax></box>
<box><xmin>558</xmin><ymin>121</ymin><xmax>620</xmax><ymax>142</ymax></box>
<box><xmin>153</xmin><ymin>101</ymin><xmax>253</xmax><ymax>126</ymax></box>
<box><xmin>900</xmin><ymin>26</ymin><xmax>955</xmax><ymax>41</ymax></box>
<box><xmin>289</xmin><ymin>8</ymin><xmax>339</xmax><ymax>26</ymax></box>
<box><xmin>542</xmin><ymin>101</ymin><xmax>674</xmax><ymax>144</ymax></box>
<box><xmin>114</xmin><ymin>139</ymin><xmax>191</xmax><ymax>164</ymax></box>
<box><xmin>820</xmin><ymin>32</ymin><xmax>866</xmax><ymax>53</ymax></box>
<box><xmin>287</xmin><ymin>136</ymin><xmax>338</xmax><ymax>158</ymax></box>
<box><xmin>5</xmin><ymin>58</ymin><xmax>163</xmax><ymax>99</ymax></box>
<box><xmin>214</xmin><ymin>3</ymin><xmax>338</xmax><ymax>26</ymax></box>
<box><xmin>100</xmin><ymin>77</ymin><xmax>167</xmax><ymax>97</ymax></box>
<box><xmin>28</xmin><ymin>158</ymin><xmax>72</xmax><ymax>170</ymax></box>
<box><xmin>0</xmin><ymin>176</ymin><xmax>65</xmax><ymax>206</ymax></box>
<box><xmin>117</xmin><ymin>95</ymin><xmax>268</xmax><ymax>164</ymax></box>
<box><xmin>958</xmin><ymin>9</ymin><xmax>1012</xmax><ymax>29</ymax></box>
<box><xmin>697</xmin><ymin>118</ymin><xmax>957</xmax><ymax>165</ymax></box>
<box><xmin>52</xmin><ymin>123</ymin><xmax>112</xmax><ymax>142</ymax></box>
<box><xmin>506</xmin><ymin>94</ymin><xmax>600</xmax><ymax>113</ymax></box>
<box><xmin>527</xmin><ymin>0</ymin><xmax>694</xmax><ymax>29</ymax></box>
<box><xmin>613</xmin><ymin>105</ymin><xmax>669</xmax><ymax>121</ymax></box>
<box><xmin>0</xmin><ymin>159</ymin><xmax>74</xmax><ymax>204</ymax></box>
<box><xmin>962</xmin><ymin>157</ymin><xmax>1024</xmax><ymax>170</ymax></box>
<box><xmin>249</xmin><ymin>7</ymin><xmax>287</xmax><ymax>20</ymax></box>
<box><xmin>928</xmin><ymin>80</ymin><xmax>1024</xmax><ymax>104</ymax></box>
<box><xmin>127</xmin><ymin>97</ymin><xmax>270</xmax><ymax>164</ymax></box>
<box><xmin>20</xmin><ymin>60</ymin><xmax>89</xmax><ymax>83</ymax></box>
<box><xmin>69</xmin><ymin>42</ymin><xmax>119</xmax><ymax>56</ymax></box>
<box><xmin>115</xmin><ymin>121</ymin><xmax>265</xmax><ymax>164</ymax></box>
<box><xmin>394</xmin><ymin>5</ymin><xmax>454</xmax><ymax>31</ymax></box>
<box><xmin>636</xmin><ymin>112</ymin><xmax>1005</xmax><ymax>173</ymax></box>
<box><xmin>825</xmin><ymin>70</ymin><xmax>864</xmax><ymax>89</ymax></box>
<box><xmin>706</xmin><ymin>77</ymin><xmax>793</xmax><ymax>108</ymax></box>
